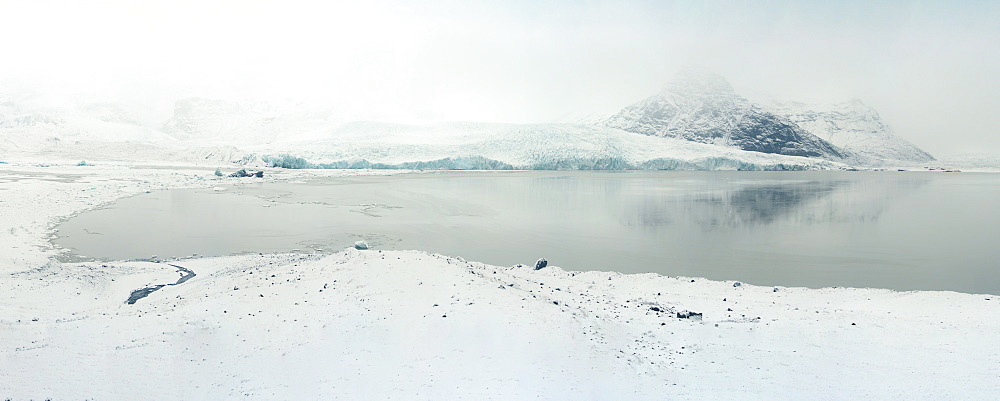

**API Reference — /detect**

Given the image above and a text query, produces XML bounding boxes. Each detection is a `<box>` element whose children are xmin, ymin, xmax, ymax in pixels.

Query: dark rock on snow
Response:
<box><xmin>229</xmin><ymin>169</ymin><xmax>264</xmax><ymax>178</ymax></box>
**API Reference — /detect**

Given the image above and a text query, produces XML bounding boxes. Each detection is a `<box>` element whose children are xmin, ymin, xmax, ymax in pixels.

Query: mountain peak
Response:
<box><xmin>662</xmin><ymin>67</ymin><xmax>735</xmax><ymax>95</ymax></box>
<box><xmin>604</xmin><ymin>69</ymin><xmax>845</xmax><ymax>160</ymax></box>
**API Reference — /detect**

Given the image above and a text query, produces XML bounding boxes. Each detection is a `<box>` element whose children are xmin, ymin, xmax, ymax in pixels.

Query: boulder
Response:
<box><xmin>229</xmin><ymin>169</ymin><xmax>264</xmax><ymax>178</ymax></box>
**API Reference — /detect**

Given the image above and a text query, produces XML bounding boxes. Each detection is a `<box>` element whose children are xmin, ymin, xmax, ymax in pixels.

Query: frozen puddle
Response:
<box><xmin>54</xmin><ymin>171</ymin><xmax>1000</xmax><ymax>294</ymax></box>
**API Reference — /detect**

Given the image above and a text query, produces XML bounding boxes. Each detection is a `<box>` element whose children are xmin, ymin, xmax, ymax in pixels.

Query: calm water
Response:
<box><xmin>54</xmin><ymin>171</ymin><xmax>1000</xmax><ymax>294</ymax></box>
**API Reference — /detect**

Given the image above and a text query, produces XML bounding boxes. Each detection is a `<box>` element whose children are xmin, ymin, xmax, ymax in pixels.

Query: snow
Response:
<box><xmin>161</xmin><ymin>97</ymin><xmax>338</xmax><ymax>144</ymax></box>
<box><xmin>766</xmin><ymin>99</ymin><xmax>936</xmax><ymax>164</ymax></box>
<box><xmin>1</xmin><ymin>162</ymin><xmax>998</xmax><ymax>400</ymax></box>
<box><xmin>934</xmin><ymin>152</ymin><xmax>1000</xmax><ymax>172</ymax></box>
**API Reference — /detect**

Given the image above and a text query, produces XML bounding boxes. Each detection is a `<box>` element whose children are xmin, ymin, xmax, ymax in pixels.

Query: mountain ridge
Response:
<box><xmin>764</xmin><ymin>99</ymin><xmax>935</xmax><ymax>163</ymax></box>
<box><xmin>602</xmin><ymin>69</ymin><xmax>846</xmax><ymax>160</ymax></box>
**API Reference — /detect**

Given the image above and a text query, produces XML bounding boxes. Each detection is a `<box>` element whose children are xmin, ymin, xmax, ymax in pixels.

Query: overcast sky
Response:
<box><xmin>1</xmin><ymin>0</ymin><xmax>997</xmax><ymax>154</ymax></box>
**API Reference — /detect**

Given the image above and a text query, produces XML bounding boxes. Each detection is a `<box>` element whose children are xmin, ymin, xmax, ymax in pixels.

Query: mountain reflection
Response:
<box><xmin>622</xmin><ymin>176</ymin><xmax>929</xmax><ymax>228</ymax></box>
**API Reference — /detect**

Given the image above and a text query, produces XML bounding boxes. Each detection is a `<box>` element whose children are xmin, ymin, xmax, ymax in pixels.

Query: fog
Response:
<box><xmin>1</xmin><ymin>0</ymin><xmax>997</xmax><ymax>154</ymax></box>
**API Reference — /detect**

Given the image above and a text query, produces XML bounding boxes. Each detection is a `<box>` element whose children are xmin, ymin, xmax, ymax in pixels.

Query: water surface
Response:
<box><xmin>54</xmin><ymin>171</ymin><xmax>1000</xmax><ymax>294</ymax></box>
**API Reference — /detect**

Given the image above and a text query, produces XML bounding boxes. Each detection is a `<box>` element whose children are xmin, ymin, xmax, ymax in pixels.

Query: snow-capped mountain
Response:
<box><xmin>766</xmin><ymin>99</ymin><xmax>935</xmax><ymax>164</ymax></box>
<box><xmin>602</xmin><ymin>69</ymin><xmax>845</xmax><ymax>160</ymax></box>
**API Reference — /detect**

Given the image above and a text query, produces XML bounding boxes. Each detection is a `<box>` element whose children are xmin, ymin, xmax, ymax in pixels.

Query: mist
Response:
<box><xmin>1</xmin><ymin>0</ymin><xmax>997</xmax><ymax>154</ymax></box>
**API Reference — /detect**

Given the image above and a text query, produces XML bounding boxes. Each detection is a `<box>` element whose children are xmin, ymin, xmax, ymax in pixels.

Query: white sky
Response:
<box><xmin>1</xmin><ymin>0</ymin><xmax>998</xmax><ymax>154</ymax></box>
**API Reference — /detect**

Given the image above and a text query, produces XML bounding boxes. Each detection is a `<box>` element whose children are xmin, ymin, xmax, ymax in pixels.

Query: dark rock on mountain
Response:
<box><xmin>603</xmin><ymin>69</ymin><xmax>845</xmax><ymax>160</ymax></box>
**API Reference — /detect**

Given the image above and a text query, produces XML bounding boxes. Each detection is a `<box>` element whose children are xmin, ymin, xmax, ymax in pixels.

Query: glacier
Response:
<box><xmin>251</xmin><ymin>121</ymin><xmax>841</xmax><ymax>171</ymax></box>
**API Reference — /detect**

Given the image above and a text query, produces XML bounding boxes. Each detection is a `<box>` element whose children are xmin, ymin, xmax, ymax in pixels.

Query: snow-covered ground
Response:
<box><xmin>1</xmin><ymin>162</ymin><xmax>998</xmax><ymax>400</ymax></box>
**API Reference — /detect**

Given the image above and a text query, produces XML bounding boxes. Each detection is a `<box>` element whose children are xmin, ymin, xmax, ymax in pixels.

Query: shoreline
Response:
<box><xmin>1</xmin><ymin>161</ymin><xmax>998</xmax><ymax>399</ymax></box>
<box><xmin>41</xmin><ymin>164</ymin><xmax>1000</xmax><ymax>296</ymax></box>
<box><xmin>3</xmin><ymin>160</ymin><xmax>999</xmax><ymax>297</ymax></box>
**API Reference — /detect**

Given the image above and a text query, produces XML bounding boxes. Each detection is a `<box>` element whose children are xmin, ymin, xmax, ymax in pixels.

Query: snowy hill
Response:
<box><xmin>162</xmin><ymin>97</ymin><xmax>338</xmax><ymax>145</ymax></box>
<box><xmin>603</xmin><ymin>69</ymin><xmax>845</xmax><ymax>160</ymax></box>
<box><xmin>0</xmin><ymin>100</ymin><xmax>171</xmax><ymax>145</ymax></box>
<box><xmin>0</xmin><ymin>93</ymin><xmax>184</xmax><ymax>161</ymax></box>
<box><xmin>0</xmin><ymin>92</ymin><xmax>274</xmax><ymax>164</ymax></box>
<box><xmin>766</xmin><ymin>99</ymin><xmax>935</xmax><ymax>164</ymax></box>
<box><xmin>934</xmin><ymin>152</ymin><xmax>1000</xmax><ymax>171</ymax></box>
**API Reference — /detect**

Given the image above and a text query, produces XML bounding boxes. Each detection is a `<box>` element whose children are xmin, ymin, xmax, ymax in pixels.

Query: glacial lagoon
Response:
<box><xmin>54</xmin><ymin>171</ymin><xmax>1000</xmax><ymax>294</ymax></box>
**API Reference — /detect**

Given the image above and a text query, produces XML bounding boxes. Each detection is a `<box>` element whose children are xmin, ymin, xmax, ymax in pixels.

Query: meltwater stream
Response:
<box><xmin>53</xmin><ymin>171</ymin><xmax>1000</xmax><ymax>294</ymax></box>
<box><xmin>125</xmin><ymin>263</ymin><xmax>196</xmax><ymax>304</ymax></box>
